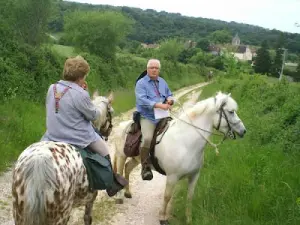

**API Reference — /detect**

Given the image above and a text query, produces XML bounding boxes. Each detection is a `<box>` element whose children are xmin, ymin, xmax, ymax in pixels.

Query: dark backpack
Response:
<box><xmin>135</xmin><ymin>70</ymin><xmax>147</xmax><ymax>85</ymax></box>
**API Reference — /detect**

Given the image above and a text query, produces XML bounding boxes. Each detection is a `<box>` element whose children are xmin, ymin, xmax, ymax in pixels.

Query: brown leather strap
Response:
<box><xmin>53</xmin><ymin>84</ymin><xmax>70</xmax><ymax>113</ymax></box>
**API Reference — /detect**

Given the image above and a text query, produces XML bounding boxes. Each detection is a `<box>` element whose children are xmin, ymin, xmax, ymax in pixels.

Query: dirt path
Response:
<box><xmin>0</xmin><ymin>82</ymin><xmax>209</xmax><ymax>225</ymax></box>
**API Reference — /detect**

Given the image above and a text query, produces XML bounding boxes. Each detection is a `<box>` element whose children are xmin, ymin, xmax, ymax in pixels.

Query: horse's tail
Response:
<box><xmin>22</xmin><ymin>154</ymin><xmax>57</xmax><ymax>225</ymax></box>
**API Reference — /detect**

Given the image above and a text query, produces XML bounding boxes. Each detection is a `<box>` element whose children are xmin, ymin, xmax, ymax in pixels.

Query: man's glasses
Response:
<box><xmin>148</xmin><ymin>67</ymin><xmax>159</xmax><ymax>70</ymax></box>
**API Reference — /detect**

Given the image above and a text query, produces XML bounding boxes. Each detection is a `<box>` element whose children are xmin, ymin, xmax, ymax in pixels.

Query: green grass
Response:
<box><xmin>0</xmin><ymin>99</ymin><xmax>46</xmax><ymax>172</ymax></box>
<box><xmin>51</xmin><ymin>44</ymin><xmax>76</xmax><ymax>58</ymax></box>
<box><xmin>285</xmin><ymin>64</ymin><xmax>297</xmax><ymax>72</ymax></box>
<box><xmin>112</xmin><ymin>89</ymin><xmax>135</xmax><ymax>115</ymax></box>
<box><xmin>170</xmin><ymin>75</ymin><xmax>300</xmax><ymax>225</ymax></box>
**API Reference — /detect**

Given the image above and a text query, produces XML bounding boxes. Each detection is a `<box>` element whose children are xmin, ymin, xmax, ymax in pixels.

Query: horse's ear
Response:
<box><xmin>215</xmin><ymin>91</ymin><xmax>227</xmax><ymax>110</ymax></box>
<box><xmin>225</xmin><ymin>93</ymin><xmax>231</xmax><ymax>104</ymax></box>
<box><xmin>92</xmin><ymin>90</ymin><xmax>99</xmax><ymax>99</ymax></box>
<box><xmin>107</xmin><ymin>91</ymin><xmax>114</xmax><ymax>103</ymax></box>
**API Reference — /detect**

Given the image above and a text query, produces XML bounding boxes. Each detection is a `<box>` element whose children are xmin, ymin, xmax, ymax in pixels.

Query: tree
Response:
<box><xmin>296</xmin><ymin>60</ymin><xmax>300</xmax><ymax>81</ymax></box>
<box><xmin>208</xmin><ymin>30</ymin><xmax>232</xmax><ymax>44</ymax></box>
<box><xmin>189</xmin><ymin>50</ymin><xmax>209</xmax><ymax>66</ymax></box>
<box><xmin>64</xmin><ymin>11</ymin><xmax>134</xmax><ymax>62</ymax></box>
<box><xmin>158</xmin><ymin>39</ymin><xmax>184</xmax><ymax>63</ymax></box>
<box><xmin>223</xmin><ymin>53</ymin><xmax>239</xmax><ymax>76</ymax></box>
<box><xmin>271</xmin><ymin>32</ymin><xmax>286</xmax><ymax>76</ymax></box>
<box><xmin>15</xmin><ymin>0</ymin><xmax>52</xmax><ymax>45</ymax></box>
<box><xmin>254</xmin><ymin>40</ymin><xmax>272</xmax><ymax>74</ymax></box>
<box><xmin>48</xmin><ymin>0</ymin><xmax>64</xmax><ymax>32</ymax></box>
<box><xmin>178</xmin><ymin>48</ymin><xmax>197</xmax><ymax>64</ymax></box>
<box><xmin>196</xmin><ymin>38</ymin><xmax>210</xmax><ymax>52</ymax></box>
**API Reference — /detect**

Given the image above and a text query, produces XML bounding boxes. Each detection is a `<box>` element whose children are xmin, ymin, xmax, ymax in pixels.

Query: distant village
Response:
<box><xmin>140</xmin><ymin>33</ymin><xmax>257</xmax><ymax>63</ymax></box>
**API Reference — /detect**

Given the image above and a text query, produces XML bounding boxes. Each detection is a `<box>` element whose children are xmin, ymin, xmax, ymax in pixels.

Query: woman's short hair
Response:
<box><xmin>63</xmin><ymin>55</ymin><xmax>90</xmax><ymax>81</ymax></box>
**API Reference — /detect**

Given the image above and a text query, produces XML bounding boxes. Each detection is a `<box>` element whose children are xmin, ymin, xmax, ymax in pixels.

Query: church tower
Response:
<box><xmin>232</xmin><ymin>33</ymin><xmax>240</xmax><ymax>46</ymax></box>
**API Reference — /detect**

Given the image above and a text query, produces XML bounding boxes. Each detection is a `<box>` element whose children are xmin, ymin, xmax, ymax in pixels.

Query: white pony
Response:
<box><xmin>12</xmin><ymin>91</ymin><xmax>114</xmax><ymax>225</ymax></box>
<box><xmin>113</xmin><ymin>91</ymin><xmax>246</xmax><ymax>225</ymax></box>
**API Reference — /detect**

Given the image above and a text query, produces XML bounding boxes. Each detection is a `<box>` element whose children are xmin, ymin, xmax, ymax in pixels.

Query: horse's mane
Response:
<box><xmin>178</xmin><ymin>97</ymin><xmax>214</xmax><ymax>120</ymax></box>
<box><xmin>91</xmin><ymin>95</ymin><xmax>110</xmax><ymax>130</ymax></box>
<box><xmin>92</xmin><ymin>96</ymin><xmax>108</xmax><ymax>107</ymax></box>
<box><xmin>178</xmin><ymin>91</ymin><xmax>237</xmax><ymax>121</ymax></box>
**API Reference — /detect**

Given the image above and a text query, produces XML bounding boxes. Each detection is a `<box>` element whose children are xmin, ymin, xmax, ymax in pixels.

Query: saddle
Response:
<box><xmin>123</xmin><ymin>112</ymin><xmax>172</xmax><ymax>175</ymax></box>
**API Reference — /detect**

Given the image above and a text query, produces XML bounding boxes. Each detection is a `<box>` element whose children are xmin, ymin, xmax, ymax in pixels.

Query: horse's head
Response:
<box><xmin>212</xmin><ymin>91</ymin><xmax>246</xmax><ymax>138</ymax></box>
<box><xmin>91</xmin><ymin>90</ymin><xmax>114</xmax><ymax>139</ymax></box>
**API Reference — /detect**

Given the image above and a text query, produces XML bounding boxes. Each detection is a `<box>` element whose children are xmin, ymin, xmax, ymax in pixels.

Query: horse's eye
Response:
<box><xmin>229</xmin><ymin>111</ymin><xmax>234</xmax><ymax>114</ymax></box>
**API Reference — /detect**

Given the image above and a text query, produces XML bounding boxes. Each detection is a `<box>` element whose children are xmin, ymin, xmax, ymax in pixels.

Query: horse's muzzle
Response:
<box><xmin>237</xmin><ymin>129</ymin><xmax>246</xmax><ymax>138</ymax></box>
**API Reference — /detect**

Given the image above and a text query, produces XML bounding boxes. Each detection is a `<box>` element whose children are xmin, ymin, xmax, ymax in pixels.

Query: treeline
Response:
<box><xmin>253</xmin><ymin>34</ymin><xmax>300</xmax><ymax>81</ymax></box>
<box><xmin>49</xmin><ymin>1</ymin><xmax>300</xmax><ymax>53</ymax></box>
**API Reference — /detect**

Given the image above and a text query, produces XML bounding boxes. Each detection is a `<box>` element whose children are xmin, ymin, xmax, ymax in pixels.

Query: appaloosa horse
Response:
<box><xmin>113</xmin><ymin>91</ymin><xmax>247</xmax><ymax>224</ymax></box>
<box><xmin>12</xmin><ymin>91</ymin><xmax>114</xmax><ymax>225</ymax></box>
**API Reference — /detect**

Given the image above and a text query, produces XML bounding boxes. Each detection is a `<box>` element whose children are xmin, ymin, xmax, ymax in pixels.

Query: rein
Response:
<box><xmin>169</xmin><ymin>99</ymin><xmax>232</xmax><ymax>155</ymax></box>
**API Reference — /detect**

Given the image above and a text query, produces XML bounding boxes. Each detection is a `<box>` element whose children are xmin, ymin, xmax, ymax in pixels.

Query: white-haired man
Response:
<box><xmin>135</xmin><ymin>59</ymin><xmax>174</xmax><ymax>180</ymax></box>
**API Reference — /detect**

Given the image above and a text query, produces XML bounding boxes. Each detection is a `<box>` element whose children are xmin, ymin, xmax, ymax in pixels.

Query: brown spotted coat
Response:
<box><xmin>12</xmin><ymin>141</ymin><xmax>97</xmax><ymax>225</ymax></box>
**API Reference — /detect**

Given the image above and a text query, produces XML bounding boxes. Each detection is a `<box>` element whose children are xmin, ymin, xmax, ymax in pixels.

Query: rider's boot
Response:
<box><xmin>105</xmin><ymin>155</ymin><xmax>128</xmax><ymax>197</ymax></box>
<box><xmin>140</xmin><ymin>147</ymin><xmax>153</xmax><ymax>181</ymax></box>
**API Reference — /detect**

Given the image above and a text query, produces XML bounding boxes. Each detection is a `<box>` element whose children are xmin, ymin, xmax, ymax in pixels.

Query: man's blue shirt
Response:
<box><xmin>135</xmin><ymin>75</ymin><xmax>173</xmax><ymax>123</ymax></box>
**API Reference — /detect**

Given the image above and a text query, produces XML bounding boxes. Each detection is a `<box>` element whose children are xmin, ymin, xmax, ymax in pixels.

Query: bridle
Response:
<box><xmin>169</xmin><ymin>98</ymin><xmax>241</xmax><ymax>155</ymax></box>
<box><xmin>216</xmin><ymin>103</ymin><xmax>236</xmax><ymax>140</ymax></box>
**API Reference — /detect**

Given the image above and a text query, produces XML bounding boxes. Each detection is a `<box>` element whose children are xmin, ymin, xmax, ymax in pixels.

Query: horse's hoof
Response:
<box><xmin>124</xmin><ymin>192</ymin><xmax>132</xmax><ymax>198</ymax></box>
<box><xmin>159</xmin><ymin>220</ymin><xmax>169</xmax><ymax>225</ymax></box>
<box><xmin>115</xmin><ymin>198</ymin><xmax>124</xmax><ymax>204</ymax></box>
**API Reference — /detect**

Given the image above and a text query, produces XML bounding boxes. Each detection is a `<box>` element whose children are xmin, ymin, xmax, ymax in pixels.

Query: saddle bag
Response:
<box><xmin>124</xmin><ymin>122</ymin><xmax>142</xmax><ymax>157</ymax></box>
<box><xmin>78</xmin><ymin>148</ymin><xmax>114</xmax><ymax>191</ymax></box>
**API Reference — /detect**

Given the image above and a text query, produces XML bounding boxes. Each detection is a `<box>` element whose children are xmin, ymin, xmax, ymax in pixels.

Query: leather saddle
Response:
<box><xmin>123</xmin><ymin>112</ymin><xmax>172</xmax><ymax>175</ymax></box>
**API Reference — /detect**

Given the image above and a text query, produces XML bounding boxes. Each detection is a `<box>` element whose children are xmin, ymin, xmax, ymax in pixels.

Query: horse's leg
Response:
<box><xmin>124</xmin><ymin>157</ymin><xmax>139</xmax><ymax>198</ymax></box>
<box><xmin>115</xmin><ymin>155</ymin><xmax>126</xmax><ymax>204</ymax></box>
<box><xmin>159</xmin><ymin>175</ymin><xmax>178</xmax><ymax>225</ymax></box>
<box><xmin>186</xmin><ymin>172</ymin><xmax>200</xmax><ymax>224</ymax></box>
<box><xmin>84</xmin><ymin>192</ymin><xmax>98</xmax><ymax>225</ymax></box>
<box><xmin>113</xmin><ymin>153</ymin><xmax>118</xmax><ymax>173</ymax></box>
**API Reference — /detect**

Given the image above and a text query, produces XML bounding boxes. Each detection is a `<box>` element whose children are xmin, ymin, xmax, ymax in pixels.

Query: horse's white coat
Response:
<box><xmin>113</xmin><ymin>91</ymin><xmax>246</xmax><ymax>224</ymax></box>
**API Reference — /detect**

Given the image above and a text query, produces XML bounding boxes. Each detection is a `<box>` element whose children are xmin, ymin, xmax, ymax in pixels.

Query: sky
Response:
<box><xmin>66</xmin><ymin>0</ymin><xmax>300</xmax><ymax>34</ymax></box>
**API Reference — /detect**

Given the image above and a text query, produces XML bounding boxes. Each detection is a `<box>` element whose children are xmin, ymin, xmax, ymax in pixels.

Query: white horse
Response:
<box><xmin>113</xmin><ymin>91</ymin><xmax>246</xmax><ymax>224</ymax></box>
<box><xmin>12</xmin><ymin>91</ymin><xmax>114</xmax><ymax>225</ymax></box>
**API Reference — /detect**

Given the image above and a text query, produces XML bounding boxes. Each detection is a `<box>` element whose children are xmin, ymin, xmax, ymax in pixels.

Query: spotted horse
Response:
<box><xmin>12</xmin><ymin>91</ymin><xmax>114</xmax><ymax>225</ymax></box>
